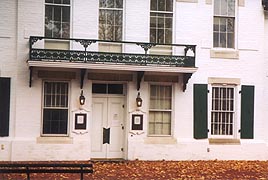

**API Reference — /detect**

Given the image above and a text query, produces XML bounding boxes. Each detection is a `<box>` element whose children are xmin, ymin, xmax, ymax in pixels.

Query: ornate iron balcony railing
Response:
<box><xmin>29</xmin><ymin>36</ymin><xmax>196</xmax><ymax>67</ymax></box>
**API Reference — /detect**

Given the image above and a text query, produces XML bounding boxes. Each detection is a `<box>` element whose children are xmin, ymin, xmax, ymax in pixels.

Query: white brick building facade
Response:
<box><xmin>1</xmin><ymin>0</ymin><xmax>268</xmax><ymax>161</ymax></box>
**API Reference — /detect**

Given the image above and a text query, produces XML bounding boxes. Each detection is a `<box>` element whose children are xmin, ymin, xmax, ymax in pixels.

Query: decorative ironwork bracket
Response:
<box><xmin>80</xmin><ymin>69</ymin><xmax>86</xmax><ymax>89</ymax></box>
<box><xmin>137</xmin><ymin>71</ymin><xmax>144</xmax><ymax>91</ymax></box>
<box><xmin>75</xmin><ymin>39</ymin><xmax>96</xmax><ymax>50</ymax></box>
<box><xmin>136</xmin><ymin>43</ymin><xmax>156</xmax><ymax>54</ymax></box>
<box><xmin>30</xmin><ymin>37</ymin><xmax>42</xmax><ymax>45</ymax></box>
<box><xmin>183</xmin><ymin>73</ymin><xmax>192</xmax><ymax>92</ymax></box>
<box><xmin>29</xmin><ymin>66</ymin><xmax>33</xmax><ymax>87</ymax></box>
<box><xmin>184</xmin><ymin>45</ymin><xmax>196</xmax><ymax>57</ymax></box>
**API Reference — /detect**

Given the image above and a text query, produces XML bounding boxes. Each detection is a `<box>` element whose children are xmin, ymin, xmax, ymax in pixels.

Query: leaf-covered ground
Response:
<box><xmin>2</xmin><ymin>160</ymin><xmax>268</xmax><ymax>180</ymax></box>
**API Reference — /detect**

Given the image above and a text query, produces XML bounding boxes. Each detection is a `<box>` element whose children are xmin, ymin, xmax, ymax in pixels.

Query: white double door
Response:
<box><xmin>91</xmin><ymin>97</ymin><xmax>125</xmax><ymax>159</ymax></box>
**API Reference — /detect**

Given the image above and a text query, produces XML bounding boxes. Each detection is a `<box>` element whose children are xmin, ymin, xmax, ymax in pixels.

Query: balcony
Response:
<box><xmin>27</xmin><ymin>36</ymin><xmax>197</xmax><ymax>90</ymax></box>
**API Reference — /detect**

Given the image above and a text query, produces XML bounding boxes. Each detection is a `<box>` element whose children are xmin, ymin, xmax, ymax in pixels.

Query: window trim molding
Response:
<box><xmin>210</xmin><ymin>48</ymin><xmax>239</xmax><ymax>59</ymax></box>
<box><xmin>207</xmin><ymin>83</ymin><xmax>241</xmax><ymax>140</ymax></box>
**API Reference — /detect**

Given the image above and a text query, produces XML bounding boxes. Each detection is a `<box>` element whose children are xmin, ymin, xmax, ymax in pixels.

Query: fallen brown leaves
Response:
<box><xmin>2</xmin><ymin>160</ymin><xmax>268</xmax><ymax>180</ymax></box>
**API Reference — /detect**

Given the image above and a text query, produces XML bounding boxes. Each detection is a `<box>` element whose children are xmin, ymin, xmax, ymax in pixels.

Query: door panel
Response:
<box><xmin>91</xmin><ymin>97</ymin><xmax>124</xmax><ymax>159</ymax></box>
<box><xmin>107</xmin><ymin>98</ymin><xmax>124</xmax><ymax>158</ymax></box>
<box><xmin>91</xmin><ymin>98</ymin><xmax>107</xmax><ymax>158</ymax></box>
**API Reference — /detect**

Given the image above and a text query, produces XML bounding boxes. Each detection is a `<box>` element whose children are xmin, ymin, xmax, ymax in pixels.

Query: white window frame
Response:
<box><xmin>213</xmin><ymin>0</ymin><xmax>237</xmax><ymax>49</ymax></box>
<box><xmin>208</xmin><ymin>84</ymin><xmax>240</xmax><ymax>139</ymax></box>
<box><xmin>45</xmin><ymin>0</ymin><xmax>71</xmax><ymax>38</ymax></box>
<box><xmin>41</xmin><ymin>81</ymin><xmax>70</xmax><ymax>137</ymax></box>
<box><xmin>148</xmin><ymin>83</ymin><xmax>173</xmax><ymax>137</ymax></box>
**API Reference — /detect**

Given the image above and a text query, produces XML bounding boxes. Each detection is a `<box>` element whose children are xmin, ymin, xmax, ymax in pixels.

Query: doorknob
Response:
<box><xmin>121</xmin><ymin>124</ymin><xmax>124</xmax><ymax>130</ymax></box>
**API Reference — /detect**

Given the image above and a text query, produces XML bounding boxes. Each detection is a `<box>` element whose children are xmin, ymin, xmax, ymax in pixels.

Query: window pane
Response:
<box><xmin>165</xmin><ymin>29</ymin><xmax>172</xmax><ymax>44</ymax></box>
<box><xmin>227</xmin><ymin>33</ymin><xmax>234</xmax><ymax>48</ymax></box>
<box><xmin>43</xmin><ymin>109</ymin><xmax>68</xmax><ymax>134</ymax></box>
<box><xmin>101</xmin><ymin>0</ymin><xmax>114</xmax><ymax>8</ymax></box>
<box><xmin>220</xmin><ymin>32</ymin><xmax>226</xmax><ymax>48</ymax></box>
<box><xmin>228</xmin><ymin>0</ymin><xmax>235</xmax><ymax>16</ymax></box>
<box><xmin>150</xmin><ymin>17</ymin><xmax>157</xmax><ymax>28</ymax></box>
<box><xmin>115</xmin><ymin>0</ymin><xmax>123</xmax><ymax>8</ymax></box>
<box><xmin>92</xmin><ymin>84</ymin><xmax>107</xmax><ymax>94</ymax></box>
<box><xmin>151</xmin><ymin>0</ymin><xmax>157</xmax><ymax>10</ymax></box>
<box><xmin>166</xmin><ymin>0</ymin><xmax>173</xmax><ymax>12</ymax></box>
<box><xmin>158</xmin><ymin>0</ymin><xmax>165</xmax><ymax>11</ymax></box>
<box><xmin>62</xmin><ymin>6</ymin><xmax>70</xmax><ymax>22</ymax></box>
<box><xmin>114</xmin><ymin>11</ymin><xmax>122</xmax><ymax>25</ymax></box>
<box><xmin>63</xmin><ymin>0</ymin><xmax>70</xmax><ymax>4</ymax></box>
<box><xmin>150</xmin><ymin>28</ymin><xmax>156</xmax><ymax>43</ymax></box>
<box><xmin>45</xmin><ymin>0</ymin><xmax>53</xmax><ymax>3</ymax></box>
<box><xmin>219</xmin><ymin>18</ymin><xmax>227</xmax><ymax>32</ymax></box>
<box><xmin>108</xmin><ymin>84</ymin><xmax>123</xmax><ymax>94</ymax></box>
<box><xmin>157</xmin><ymin>29</ymin><xmax>164</xmax><ymax>44</ymax></box>
<box><xmin>165</xmin><ymin>17</ymin><xmax>172</xmax><ymax>28</ymax></box>
<box><xmin>54</xmin><ymin>0</ymin><xmax>61</xmax><ymax>4</ymax></box>
<box><xmin>214</xmin><ymin>0</ymin><xmax>220</xmax><ymax>15</ymax></box>
<box><xmin>158</xmin><ymin>16</ymin><xmax>164</xmax><ymax>28</ymax></box>
<box><xmin>220</xmin><ymin>0</ymin><xmax>227</xmax><ymax>16</ymax></box>
<box><xmin>227</xmin><ymin>18</ymin><xmax>234</xmax><ymax>32</ymax></box>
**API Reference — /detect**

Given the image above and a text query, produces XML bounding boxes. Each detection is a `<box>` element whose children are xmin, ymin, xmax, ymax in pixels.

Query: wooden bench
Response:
<box><xmin>0</xmin><ymin>162</ymin><xmax>93</xmax><ymax>180</ymax></box>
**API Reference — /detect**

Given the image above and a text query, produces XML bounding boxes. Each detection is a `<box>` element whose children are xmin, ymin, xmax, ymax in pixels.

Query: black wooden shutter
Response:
<box><xmin>0</xmin><ymin>77</ymin><xmax>11</xmax><ymax>137</ymax></box>
<box><xmin>240</xmin><ymin>85</ymin><xmax>254</xmax><ymax>139</ymax></box>
<box><xmin>193</xmin><ymin>84</ymin><xmax>208</xmax><ymax>139</ymax></box>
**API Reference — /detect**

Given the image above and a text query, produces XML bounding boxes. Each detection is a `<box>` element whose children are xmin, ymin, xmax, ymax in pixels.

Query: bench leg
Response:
<box><xmin>26</xmin><ymin>166</ymin><xmax>30</xmax><ymax>180</ymax></box>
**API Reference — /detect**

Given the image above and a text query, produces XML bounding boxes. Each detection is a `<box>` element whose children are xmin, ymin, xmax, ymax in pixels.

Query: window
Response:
<box><xmin>211</xmin><ymin>86</ymin><xmax>235</xmax><ymax>136</ymax></box>
<box><xmin>150</xmin><ymin>0</ymin><xmax>173</xmax><ymax>44</ymax></box>
<box><xmin>45</xmin><ymin>0</ymin><xmax>70</xmax><ymax>38</ymax></box>
<box><xmin>99</xmin><ymin>0</ymin><xmax>123</xmax><ymax>41</ymax></box>
<box><xmin>42</xmin><ymin>82</ymin><xmax>69</xmax><ymax>135</ymax></box>
<box><xmin>213</xmin><ymin>0</ymin><xmax>235</xmax><ymax>48</ymax></box>
<box><xmin>92</xmin><ymin>83</ymin><xmax>124</xmax><ymax>94</ymax></box>
<box><xmin>149</xmin><ymin>85</ymin><xmax>172</xmax><ymax>135</ymax></box>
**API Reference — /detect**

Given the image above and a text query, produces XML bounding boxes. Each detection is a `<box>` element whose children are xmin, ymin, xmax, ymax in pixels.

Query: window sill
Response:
<box><xmin>36</xmin><ymin>136</ymin><xmax>73</xmax><ymax>144</ymax></box>
<box><xmin>209</xmin><ymin>138</ymin><xmax>240</xmax><ymax>145</ymax></box>
<box><xmin>210</xmin><ymin>49</ymin><xmax>239</xmax><ymax>59</ymax></box>
<box><xmin>144</xmin><ymin>137</ymin><xmax>177</xmax><ymax>144</ymax></box>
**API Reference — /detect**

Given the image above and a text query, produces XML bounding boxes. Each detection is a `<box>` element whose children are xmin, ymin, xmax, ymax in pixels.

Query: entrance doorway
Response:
<box><xmin>91</xmin><ymin>92</ymin><xmax>125</xmax><ymax>159</ymax></box>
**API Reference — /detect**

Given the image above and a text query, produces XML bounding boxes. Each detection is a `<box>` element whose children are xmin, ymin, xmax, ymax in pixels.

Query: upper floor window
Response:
<box><xmin>45</xmin><ymin>0</ymin><xmax>70</xmax><ymax>38</ymax></box>
<box><xmin>150</xmin><ymin>0</ymin><xmax>173</xmax><ymax>44</ymax></box>
<box><xmin>99</xmin><ymin>0</ymin><xmax>123</xmax><ymax>41</ymax></box>
<box><xmin>213</xmin><ymin>0</ymin><xmax>235</xmax><ymax>48</ymax></box>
